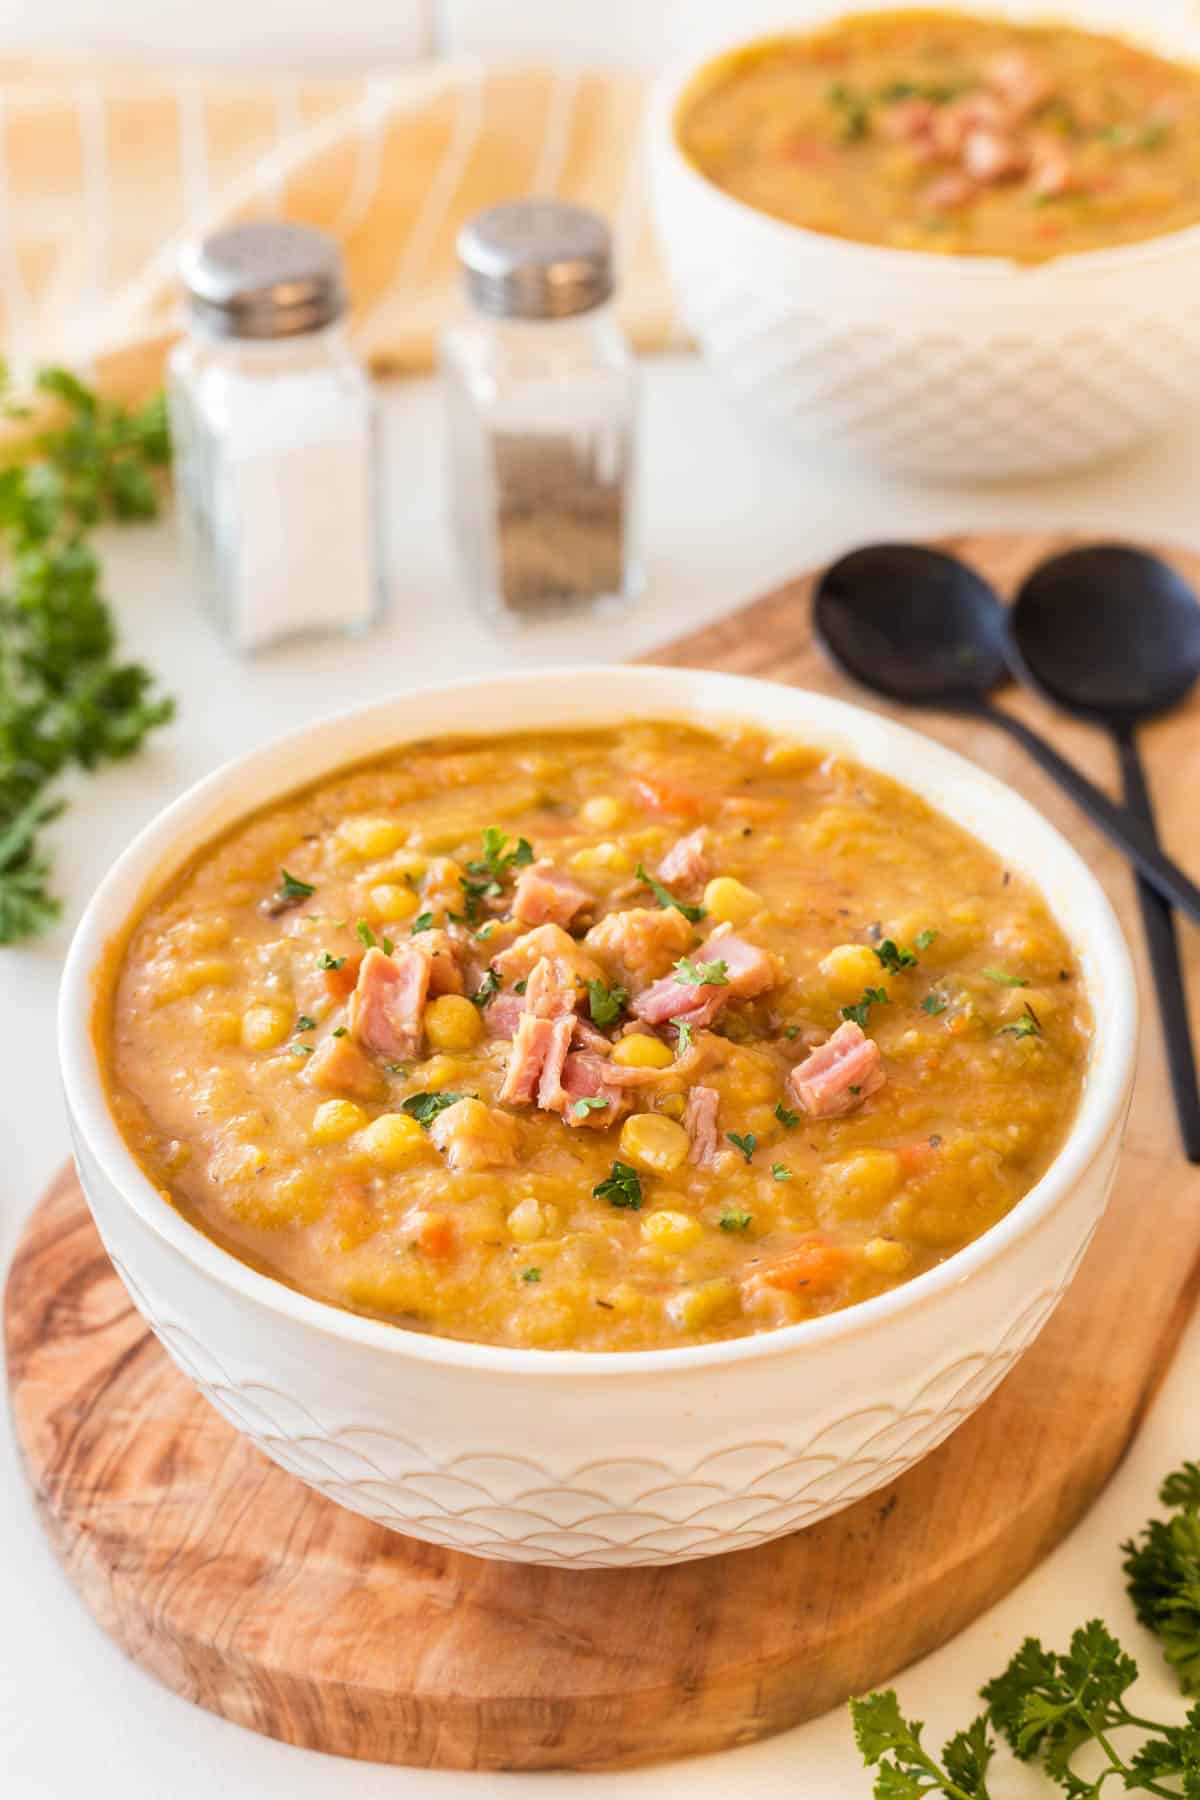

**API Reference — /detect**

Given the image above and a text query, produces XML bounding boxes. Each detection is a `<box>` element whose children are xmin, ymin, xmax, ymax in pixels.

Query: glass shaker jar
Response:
<box><xmin>441</xmin><ymin>201</ymin><xmax>641</xmax><ymax>624</ymax></box>
<box><xmin>168</xmin><ymin>222</ymin><xmax>385</xmax><ymax>655</ymax></box>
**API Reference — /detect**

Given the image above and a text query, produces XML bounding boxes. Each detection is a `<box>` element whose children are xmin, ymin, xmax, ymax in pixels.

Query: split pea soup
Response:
<box><xmin>677</xmin><ymin>11</ymin><xmax>1200</xmax><ymax>260</ymax></box>
<box><xmin>102</xmin><ymin>721</ymin><xmax>1090</xmax><ymax>1351</ymax></box>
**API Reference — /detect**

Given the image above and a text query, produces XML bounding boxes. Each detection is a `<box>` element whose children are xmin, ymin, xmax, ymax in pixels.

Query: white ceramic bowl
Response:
<box><xmin>649</xmin><ymin>0</ymin><xmax>1200</xmax><ymax>482</ymax></box>
<box><xmin>60</xmin><ymin>667</ymin><xmax>1136</xmax><ymax>1567</ymax></box>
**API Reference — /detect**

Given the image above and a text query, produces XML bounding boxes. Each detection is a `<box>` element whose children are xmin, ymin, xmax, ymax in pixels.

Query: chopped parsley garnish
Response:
<box><xmin>874</xmin><ymin>938</ymin><xmax>918</xmax><ymax>974</ymax></box>
<box><xmin>842</xmin><ymin>986</ymin><xmax>888</xmax><ymax>1029</ymax></box>
<box><xmin>332</xmin><ymin>1026</ymin><xmax>347</xmax><ymax>1038</ymax></box>
<box><xmin>410</xmin><ymin>911</ymin><xmax>435</xmax><ymax>934</ymax></box>
<box><xmin>295</xmin><ymin>1014</ymin><xmax>316</xmax><ymax>1033</ymax></box>
<box><xmin>513</xmin><ymin>978</ymin><xmax>528</xmax><ymax>996</ymax></box>
<box><xmin>571</xmin><ymin>1095</ymin><xmax>610</xmax><ymax>1118</ymax></box>
<box><xmin>983</xmin><ymin>966</ymin><xmax>1029</xmax><ymax>986</ymax></box>
<box><xmin>290</xmin><ymin>1042</ymin><xmax>314</xmax><ymax>1056</ymax></box>
<box><xmin>384</xmin><ymin>1061</ymin><xmax>407</xmax><ymax>1075</ymax></box>
<box><xmin>771</xmin><ymin>1164</ymin><xmax>793</xmax><ymax>1182</ymax></box>
<box><xmin>635</xmin><ymin>861</ymin><xmax>706</xmax><ymax>924</ymax></box>
<box><xmin>922</xmin><ymin>992</ymin><xmax>948</xmax><ymax>1016</ymax></box>
<box><xmin>997</xmin><ymin>1003</ymin><xmax>1042</xmax><ymax>1040</ymax></box>
<box><xmin>727</xmin><ymin>1131</ymin><xmax>756</xmax><ymax>1163</ymax></box>
<box><xmin>381</xmin><ymin>936</ymin><xmax>394</xmax><ymax>956</ymax></box>
<box><xmin>356</xmin><ymin>920</ymin><xmax>377</xmax><ymax>948</ymax></box>
<box><xmin>317</xmin><ymin>951</ymin><xmax>345</xmax><ymax>971</ymax></box>
<box><xmin>472</xmin><ymin>967</ymin><xmax>501</xmax><ymax>1010</ymax></box>
<box><xmin>276</xmin><ymin>868</ymin><xmax>315</xmax><ymax>903</ymax></box>
<box><xmin>828</xmin><ymin>80</ymin><xmax>871</xmax><ymax>141</ymax></box>
<box><xmin>521</xmin><ymin>1267</ymin><xmax>541</xmax><ymax>1283</ymax></box>
<box><xmin>673</xmin><ymin>1017</ymin><xmax>694</xmax><ymax>1053</ymax></box>
<box><xmin>675</xmin><ymin>955</ymin><xmax>730</xmax><ymax>988</ymax></box>
<box><xmin>587</xmin><ymin>978</ymin><xmax>629</xmax><ymax>1026</ymax></box>
<box><xmin>594</xmin><ymin>1161</ymin><xmax>643</xmax><ymax>1209</ymax></box>
<box><xmin>719</xmin><ymin>1210</ymin><xmax>752</xmax><ymax>1232</ymax></box>
<box><xmin>915</xmin><ymin>928</ymin><xmax>938</xmax><ymax>950</ymax></box>
<box><xmin>475</xmin><ymin>920</ymin><xmax>497</xmax><ymax>941</ymax></box>
<box><xmin>467</xmin><ymin>826</ymin><xmax>535</xmax><ymax>880</ymax></box>
<box><xmin>458</xmin><ymin>873</ymin><xmax>501</xmax><ymax>922</ymax></box>
<box><xmin>401</xmin><ymin>1090</ymin><xmax>468</xmax><ymax>1128</ymax></box>
<box><xmin>775</xmin><ymin>1100</ymin><xmax>801</xmax><ymax>1128</ymax></box>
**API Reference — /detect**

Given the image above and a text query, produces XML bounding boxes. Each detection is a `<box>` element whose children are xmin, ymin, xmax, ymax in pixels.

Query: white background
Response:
<box><xmin>4</xmin><ymin>355</ymin><xmax>1200</xmax><ymax>1796</ymax></box>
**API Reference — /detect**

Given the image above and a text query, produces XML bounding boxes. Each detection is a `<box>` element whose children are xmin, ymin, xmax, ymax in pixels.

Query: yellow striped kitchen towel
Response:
<box><xmin>0</xmin><ymin>58</ymin><xmax>677</xmax><ymax>402</ymax></box>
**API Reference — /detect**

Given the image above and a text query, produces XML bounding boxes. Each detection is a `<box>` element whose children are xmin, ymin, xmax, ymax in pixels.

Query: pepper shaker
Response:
<box><xmin>441</xmin><ymin>201</ymin><xmax>641</xmax><ymax>624</ymax></box>
<box><xmin>168</xmin><ymin>222</ymin><xmax>385</xmax><ymax>655</ymax></box>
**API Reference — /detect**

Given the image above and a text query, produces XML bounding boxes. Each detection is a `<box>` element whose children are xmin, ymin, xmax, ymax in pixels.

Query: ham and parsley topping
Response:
<box><xmin>104</xmin><ymin>722</ymin><xmax>1090</xmax><ymax>1351</ymax></box>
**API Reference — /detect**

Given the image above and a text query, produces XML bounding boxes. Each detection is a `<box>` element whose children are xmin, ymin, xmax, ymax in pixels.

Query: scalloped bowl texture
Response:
<box><xmin>649</xmin><ymin>0</ymin><xmax>1200</xmax><ymax>482</ymax></box>
<box><xmin>59</xmin><ymin>668</ymin><xmax>1136</xmax><ymax>1567</ymax></box>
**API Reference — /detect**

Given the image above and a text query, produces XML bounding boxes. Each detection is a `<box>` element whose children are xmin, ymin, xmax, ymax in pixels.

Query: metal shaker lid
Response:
<box><xmin>180</xmin><ymin>222</ymin><xmax>346</xmax><ymax>339</ymax></box>
<box><xmin>457</xmin><ymin>201</ymin><xmax>614</xmax><ymax>320</ymax></box>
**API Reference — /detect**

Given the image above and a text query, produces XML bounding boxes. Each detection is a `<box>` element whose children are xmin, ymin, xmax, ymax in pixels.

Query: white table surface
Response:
<box><xmin>4</xmin><ymin>353</ymin><xmax>1200</xmax><ymax>1799</ymax></box>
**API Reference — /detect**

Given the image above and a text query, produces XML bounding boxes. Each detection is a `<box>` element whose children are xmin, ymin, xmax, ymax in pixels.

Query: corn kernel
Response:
<box><xmin>310</xmin><ymin>1098</ymin><xmax>368</xmax><ymax>1144</ymax></box>
<box><xmin>703</xmin><ymin>875</ymin><xmax>763</xmax><ymax>927</ymax></box>
<box><xmin>507</xmin><ymin>1196</ymin><xmax>556</xmax><ymax>1242</ymax></box>
<box><xmin>569</xmin><ymin>842</ymin><xmax>634</xmax><ymax>874</ymax></box>
<box><xmin>222</xmin><ymin>1143</ymin><xmax>270</xmax><ymax>1183</ymax></box>
<box><xmin>368</xmin><ymin>882</ymin><xmax>419</xmax><ymax>923</ymax></box>
<box><xmin>762</xmin><ymin>741</ymin><xmax>820</xmax><ymax>774</ymax></box>
<box><xmin>641</xmin><ymin>1209</ymin><xmax>703</xmax><ymax>1252</ymax></box>
<box><xmin>424</xmin><ymin>994</ymin><xmax>485</xmax><ymax>1054</ymax></box>
<box><xmin>620</xmin><ymin>1112</ymin><xmax>690</xmax><ymax>1175</ymax></box>
<box><xmin>611</xmin><ymin>1033</ymin><xmax>674</xmax><ymax>1070</ymax></box>
<box><xmin>205</xmin><ymin>1010</ymin><xmax>243</xmax><ymax>1048</ymax></box>
<box><xmin>581</xmin><ymin>794</ymin><xmax>625</xmax><ymax>829</ymax></box>
<box><xmin>667</xmin><ymin>1278</ymin><xmax>738</xmax><ymax>1332</ymax></box>
<box><xmin>819</xmin><ymin>943</ymin><xmax>881</xmax><ymax>997</ymax></box>
<box><xmin>420</xmin><ymin>1053</ymin><xmax>470</xmax><ymax>1088</ymax></box>
<box><xmin>339</xmin><ymin>815</ymin><xmax>407</xmax><ymax>859</ymax></box>
<box><xmin>241</xmin><ymin>1003</ymin><xmax>292</xmax><ymax>1051</ymax></box>
<box><xmin>154</xmin><ymin>958</ymin><xmax>234</xmax><ymax>1003</ymax></box>
<box><xmin>357</xmin><ymin>1112</ymin><xmax>427</xmax><ymax>1169</ymax></box>
<box><xmin>658</xmin><ymin>1093</ymin><xmax>686</xmax><ymax>1120</ymax></box>
<box><xmin>864</xmin><ymin>1236</ymin><xmax>913</xmax><ymax>1276</ymax></box>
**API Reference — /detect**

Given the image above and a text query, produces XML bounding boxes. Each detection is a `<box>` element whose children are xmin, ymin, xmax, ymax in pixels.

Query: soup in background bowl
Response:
<box><xmin>61</xmin><ymin>669</ymin><xmax>1135</xmax><ymax>1564</ymax></box>
<box><xmin>677</xmin><ymin>10</ymin><xmax>1200</xmax><ymax>261</ymax></box>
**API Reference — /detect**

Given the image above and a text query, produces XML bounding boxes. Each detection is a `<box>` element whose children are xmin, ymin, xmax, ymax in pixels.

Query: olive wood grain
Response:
<box><xmin>7</xmin><ymin>531</ymin><xmax>1200</xmax><ymax>1772</ymax></box>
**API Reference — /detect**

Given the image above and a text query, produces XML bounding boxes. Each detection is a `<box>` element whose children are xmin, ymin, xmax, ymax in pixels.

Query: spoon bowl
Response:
<box><xmin>1008</xmin><ymin>545</ymin><xmax>1200</xmax><ymax>729</ymax></box>
<box><xmin>814</xmin><ymin>543</ymin><xmax>1009</xmax><ymax>707</ymax></box>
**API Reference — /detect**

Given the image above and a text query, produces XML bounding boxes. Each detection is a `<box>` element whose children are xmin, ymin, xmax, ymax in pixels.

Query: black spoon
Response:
<box><xmin>1010</xmin><ymin>544</ymin><xmax>1200</xmax><ymax>1162</ymax></box>
<box><xmin>813</xmin><ymin>543</ymin><xmax>1200</xmax><ymax>924</ymax></box>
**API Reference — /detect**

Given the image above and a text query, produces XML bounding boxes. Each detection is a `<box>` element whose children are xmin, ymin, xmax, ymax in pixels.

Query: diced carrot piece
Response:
<box><xmin>630</xmin><ymin>772</ymin><xmax>706</xmax><ymax>819</ymax></box>
<box><xmin>745</xmin><ymin>1240</ymin><xmax>851</xmax><ymax>1295</ymax></box>
<box><xmin>897</xmin><ymin>1139</ymin><xmax>938</xmax><ymax>1177</ymax></box>
<box><xmin>323</xmin><ymin>951</ymin><xmax>362</xmax><ymax>1000</ymax></box>
<box><xmin>417</xmin><ymin>1214</ymin><xmax>457</xmax><ymax>1260</ymax></box>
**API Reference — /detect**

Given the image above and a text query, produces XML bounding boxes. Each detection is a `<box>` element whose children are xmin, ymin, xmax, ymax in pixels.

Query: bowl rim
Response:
<box><xmin>59</xmin><ymin>665</ymin><xmax>1137</xmax><ymax>1378</ymax></box>
<box><xmin>649</xmin><ymin>16</ymin><xmax>1200</xmax><ymax>282</ymax></box>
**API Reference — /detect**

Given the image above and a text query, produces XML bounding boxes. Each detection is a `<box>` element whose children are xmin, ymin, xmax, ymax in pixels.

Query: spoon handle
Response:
<box><xmin>992</xmin><ymin>710</ymin><xmax>1200</xmax><ymax>926</ymax></box>
<box><xmin>1114</xmin><ymin>730</ymin><xmax>1200</xmax><ymax>1162</ymax></box>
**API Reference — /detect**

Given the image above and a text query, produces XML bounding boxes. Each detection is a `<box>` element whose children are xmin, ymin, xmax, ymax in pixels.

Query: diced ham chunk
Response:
<box><xmin>484</xmin><ymin>991</ymin><xmax>526</xmax><ymax>1040</ymax></box>
<box><xmin>963</xmin><ymin>126</ymin><xmax>1027</xmax><ymax>183</ymax></box>
<box><xmin>632</xmin><ymin>931</ymin><xmax>775</xmax><ymax>1029</ymax></box>
<box><xmin>923</xmin><ymin>171</ymin><xmax>977</xmax><ymax>212</ymax></box>
<box><xmin>494</xmin><ymin>923</ymin><xmax>604</xmax><ymax>993</ymax></box>
<box><xmin>422</xmin><ymin>928</ymin><xmax>464</xmax><ymax>996</ymax></box>
<box><xmin>429</xmin><ymin>1097</ymin><xmax>518</xmax><ymax>1171</ymax></box>
<box><xmin>498</xmin><ymin>1013</ymin><xmax>556</xmax><ymax>1105</ymax></box>
<box><xmin>512</xmin><ymin>860</ymin><xmax>593</xmax><ymax>929</ymax></box>
<box><xmin>584</xmin><ymin>906</ymin><xmax>695</xmax><ymax>991</ymax></box>
<box><xmin>305</xmin><ymin>1032</ymin><xmax>388</xmax><ymax>1102</ymax></box>
<box><xmin>557</xmin><ymin>1053</ymin><xmax>632</xmax><ymax>1129</ymax></box>
<box><xmin>351</xmin><ymin>946</ymin><xmax>428</xmax><ymax>1061</ymax></box>
<box><xmin>535</xmin><ymin>1017</ymin><xmax>577</xmax><ymax>1113</ymax></box>
<box><xmin>881</xmin><ymin>97</ymin><xmax>937</xmax><ymax>143</ymax></box>
<box><xmin>985</xmin><ymin>50</ymin><xmax>1051</xmax><ymax>118</ymax></box>
<box><xmin>1028</xmin><ymin>133</ymin><xmax>1076</xmax><ymax>197</ymax></box>
<box><xmin>524</xmin><ymin>955</ymin><xmax>578</xmax><ymax>1020</ymax></box>
<box><xmin>787</xmin><ymin>1021</ymin><xmax>885</xmax><ymax>1119</ymax></box>
<box><xmin>656</xmin><ymin>828</ymin><xmax>711</xmax><ymax>892</ymax></box>
<box><xmin>685</xmin><ymin>1086</ymin><xmax>721</xmax><ymax>1168</ymax></box>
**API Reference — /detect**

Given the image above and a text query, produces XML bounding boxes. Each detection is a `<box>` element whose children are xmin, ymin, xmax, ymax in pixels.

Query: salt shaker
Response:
<box><xmin>441</xmin><ymin>201</ymin><xmax>641</xmax><ymax>624</ymax></box>
<box><xmin>168</xmin><ymin>222</ymin><xmax>384</xmax><ymax>654</ymax></box>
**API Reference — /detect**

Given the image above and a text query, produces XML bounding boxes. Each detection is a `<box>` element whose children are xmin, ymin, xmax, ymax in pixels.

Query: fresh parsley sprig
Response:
<box><xmin>843</xmin><ymin>987</ymin><xmax>888</xmax><ymax>1030</ymax></box>
<box><xmin>0</xmin><ymin>364</ymin><xmax>173</xmax><ymax>943</ymax></box>
<box><xmin>635</xmin><ymin>861</ymin><xmax>706</xmax><ymax>924</ymax></box>
<box><xmin>587</xmin><ymin>978</ymin><xmax>629</xmax><ymax>1026</ymax></box>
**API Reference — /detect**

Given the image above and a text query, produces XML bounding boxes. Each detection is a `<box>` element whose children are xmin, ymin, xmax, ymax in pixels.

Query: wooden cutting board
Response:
<box><xmin>8</xmin><ymin>532</ymin><xmax>1200</xmax><ymax>1773</ymax></box>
